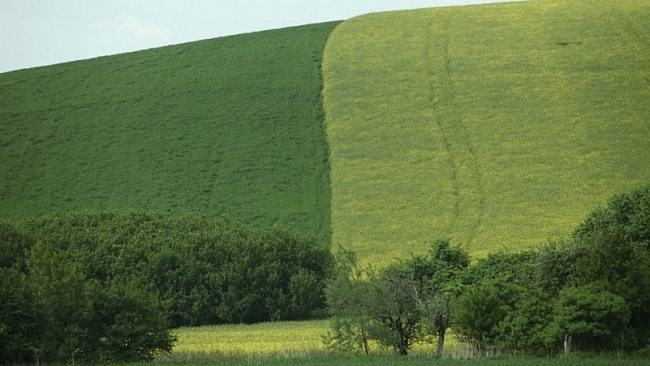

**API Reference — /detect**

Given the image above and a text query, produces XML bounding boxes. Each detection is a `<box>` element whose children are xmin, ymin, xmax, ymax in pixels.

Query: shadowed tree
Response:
<box><xmin>370</xmin><ymin>264</ymin><xmax>422</xmax><ymax>356</ymax></box>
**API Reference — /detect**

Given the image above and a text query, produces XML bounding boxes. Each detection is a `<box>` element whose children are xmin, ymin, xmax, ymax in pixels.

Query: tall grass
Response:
<box><xmin>322</xmin><ymin>0</ymin><xmax>650</xmax><ymax>264</ymax></box>
<box><xmin>0</xmin><ymin>21</ymin><xmax>339</xmax><ymax>244</ymax></box>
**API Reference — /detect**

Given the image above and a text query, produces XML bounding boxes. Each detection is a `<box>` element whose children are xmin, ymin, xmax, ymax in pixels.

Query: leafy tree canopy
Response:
<box><xmin>0</xmin><ymin>210</ymin><xmax>332</xmax><ymax>364</ymax></box>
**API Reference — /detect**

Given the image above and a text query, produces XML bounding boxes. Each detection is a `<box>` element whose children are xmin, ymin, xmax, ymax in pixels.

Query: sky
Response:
<box><xmin>0</xmin><ymin>0</ymin><xmax>515</xmax><ymax>74</ymax></box>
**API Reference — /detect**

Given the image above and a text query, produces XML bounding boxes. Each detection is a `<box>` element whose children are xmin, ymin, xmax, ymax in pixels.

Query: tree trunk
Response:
<box><xmin>362</xmin><ymin>335</ymin><xmax>370</xmax><ymax>355</ymax></box>
<box><xmin>396</xmin><ymin>332</ymin><xmax>409</xmax><ymax>356</ymax></box>
<box><xmin>437</xmin><ymin>326</ymin><xmax>446</xmax><ymax>358</ymax></box>
<box><xmin>564</xmin><ymin>334</ymin><xmax>572</xmax><ymax>354</ymax></box>
<box><xmin>396</xmin><ymin>324</ymin><xmax>408</xmax><ymax>356</ymax></box>
<box><xmin>357</xmin><ymin>306</ymin><xmax>371</xmax><ymax>355</ymax></box>
<box><xmin>398</xmin><ymin>344</ymin><xmax>408</xmax><ymax>356</ymax></box>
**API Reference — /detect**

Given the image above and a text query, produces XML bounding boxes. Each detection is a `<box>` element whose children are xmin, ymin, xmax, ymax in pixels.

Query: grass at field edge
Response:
<box><xmin>148</xmin><ymin>354</ymin><xmax>649</xmax><ymax>366</ymax></box>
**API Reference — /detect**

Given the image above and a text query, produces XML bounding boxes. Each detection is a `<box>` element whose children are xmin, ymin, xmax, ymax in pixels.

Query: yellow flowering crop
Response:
<box><xmin>167</xmin><ymin>320</ymin><xmax>329</xmax><ymax>361</ymax></box>
<box><xmin>167</xmin><ymin>320</ymin><xmax>469</xmax><ymax>360</ymax></box>
<box><xmin>322</xmin><ymin>0</ymin><xmax>650</xmax><ymax>265</ymax></box>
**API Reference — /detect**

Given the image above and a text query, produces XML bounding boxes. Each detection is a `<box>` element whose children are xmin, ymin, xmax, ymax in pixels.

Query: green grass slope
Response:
<box><xmin>0</xmin><ymin>21</ymin><xmax>340</xmax><ymax>244</ymax></box>
<box><xmin>323</xmin><ymin>0</ymin><xmax>650</xmax><ymax>264</ymax></box>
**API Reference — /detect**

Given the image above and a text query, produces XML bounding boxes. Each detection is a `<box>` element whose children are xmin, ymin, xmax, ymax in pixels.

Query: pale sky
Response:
<box><xmin>0</xmin><ymin>0</ymin><xmax>515</xmax><ymax>74</ymax></box>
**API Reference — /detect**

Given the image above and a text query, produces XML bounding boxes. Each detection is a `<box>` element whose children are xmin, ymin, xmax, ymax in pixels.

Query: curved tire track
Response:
<box><xmin>426</xmin><ymin>12</ymin><xmax>486</xmax><ymax>247</ymax></box>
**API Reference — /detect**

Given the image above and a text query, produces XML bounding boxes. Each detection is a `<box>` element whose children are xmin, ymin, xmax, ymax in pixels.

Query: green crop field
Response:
<box><xmin>0</xmin><ymin>21</ymin><xmax>339</xmax><ymax>244</ymax></box>
<box><xmin>323</xmin><ymin>0</ymin><xmax>650</xmax><ymax>264</ymax></box>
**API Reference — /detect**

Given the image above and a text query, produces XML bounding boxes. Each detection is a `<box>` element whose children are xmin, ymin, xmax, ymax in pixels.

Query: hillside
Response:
<box><xmin>0</xmin><ymin>21</ymin><xmax>340</xmax><ymax>244</ymax></box>
<box><xmin>322</xmin><ymin>0</ymin><xmax>650</xmax><ymax>263</ymax></box>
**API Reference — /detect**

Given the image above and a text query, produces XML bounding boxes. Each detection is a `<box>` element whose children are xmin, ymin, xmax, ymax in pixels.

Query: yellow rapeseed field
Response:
<box><xmin>167</xmin><ymin>320</ymin><xmax>468</xmax><ymax>360</ymax></box>
<box><xmin>167</xmin><ymin>320</ymin><xmax>329</xmax><ymax>360</ymax></box>
<box><xmin>322</xmin><ymin>0</ymin><xmax>650</xmax><ymax>265</ymax></box>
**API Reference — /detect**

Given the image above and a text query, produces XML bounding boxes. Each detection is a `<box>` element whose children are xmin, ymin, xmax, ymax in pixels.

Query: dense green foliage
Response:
<box><xmin>326</xmin><ymin>186</ymin><xmax>650</xmax><ymax>357</ymax></box>
<box><xmin>0</xmin><ymin>211</ymin><xmax>333</xmax><ymax>364</ymax></box>
<box><xmin>574</xmin><ymin>185</ymin><xmax>650</xmax><ymax>250</ymax></box>
<box><xmin>323</xmin><ymin>0</ymin><xmax>650</xmax><ymax>264</ymax></box>
<box><xmin>572</xmin><ymin>186</ymin><xmax>650</xmax><ymax>349</ymax></box>
<box><xmin>1</xmin><ymin>217</ymin><xmax>176</xmax><ymax>364</ymax></box>
<box><xmin>455</xmin><ymin>185</ymin><xmax>650</xmax><ymax>355</ymax></box>
<box><xmin>0</xmin><ymin>21</ymin><xmax>339</xmax><ymax>244</ymax></box>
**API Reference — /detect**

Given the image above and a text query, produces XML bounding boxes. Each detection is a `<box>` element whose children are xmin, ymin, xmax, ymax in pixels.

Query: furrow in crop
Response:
<box><xmin>426</xmin><ymin>11</ymin><xmax>485</xmax><ymax>248</ymax></box>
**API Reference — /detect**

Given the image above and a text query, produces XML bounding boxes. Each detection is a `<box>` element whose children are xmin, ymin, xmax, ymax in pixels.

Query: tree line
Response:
<box><xmin>0</xmin><ymin>211</ymin><xmax>332</xmax><ymax>364</ymax></box>
<box><xmin>2</xmin><ymin>185</ymin><xmax>648</xmax><ymax>362</ymax></box>
<box><xmin>324</xmin><ymin>185</ymin><xmax>650</xmax><ymax>357</ymax></box>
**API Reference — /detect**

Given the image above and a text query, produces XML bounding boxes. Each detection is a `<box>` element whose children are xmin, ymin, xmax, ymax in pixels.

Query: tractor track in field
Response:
<box><xmin>426</xmin><ymin>14</ymin><xmax>486</xmax><ymax>247</ymax></box>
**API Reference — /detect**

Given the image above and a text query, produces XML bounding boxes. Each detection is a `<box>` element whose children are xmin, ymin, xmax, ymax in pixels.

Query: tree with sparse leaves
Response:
<box><xmin>325</xmin><ymin>241</ymin><xmax>469</xmax><ymax>357</ymax></box>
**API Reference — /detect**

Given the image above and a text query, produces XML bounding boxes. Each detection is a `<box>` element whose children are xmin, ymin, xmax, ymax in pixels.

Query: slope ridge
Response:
<box><xmin>323</xmin><ymin>0</ymin><xmax>650</xmax><ymax>263</ymax></box>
